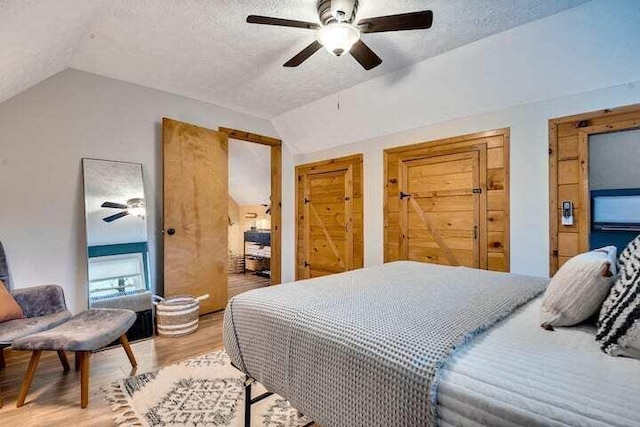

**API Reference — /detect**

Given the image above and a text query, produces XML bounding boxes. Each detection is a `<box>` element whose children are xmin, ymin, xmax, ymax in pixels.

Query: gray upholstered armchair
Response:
<box><xmin>0</xmin><ymin>241</ymin><xmax>72</xmax><ymax>368</ymax></box>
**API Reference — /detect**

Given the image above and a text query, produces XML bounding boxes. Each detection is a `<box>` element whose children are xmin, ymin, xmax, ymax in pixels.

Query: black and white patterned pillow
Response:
<box><xmin>597</xmin><ymin>250</ymin><xmax>640</xmax><ymax>358</ymax></box>
<box><xmin>617</xmin><ymin>234</ymin><xmax>640</xmax><ymax>275</ymax></box>
<box><xmin>599</xmin><ymin>235</ymin><xmax>640</xmax><ymax>321</ymax></box>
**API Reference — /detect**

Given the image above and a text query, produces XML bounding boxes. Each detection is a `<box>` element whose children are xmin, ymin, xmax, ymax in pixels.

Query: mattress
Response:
<box><xmin>224</xmin><ymin>261</ymin><xmax>548</xmax><ymax>426</ymax></box>
<box><xmin>438</xmin><ymin>297</ymin><xmax>640</xmax><ymax>426</ymax></box>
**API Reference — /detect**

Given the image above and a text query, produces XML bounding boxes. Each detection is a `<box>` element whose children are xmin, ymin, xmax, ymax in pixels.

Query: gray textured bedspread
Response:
<box><xmin>223</xmin><ymin>261</ymin><xmax>548</xmax><ymax>426</ymax></box>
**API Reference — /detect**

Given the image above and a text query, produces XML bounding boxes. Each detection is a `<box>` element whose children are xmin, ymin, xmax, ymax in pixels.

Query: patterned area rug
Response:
<box><xmin>102</xmin><ymin>351</ymin><xmax>311</xmax><ymax>426</ymax></box>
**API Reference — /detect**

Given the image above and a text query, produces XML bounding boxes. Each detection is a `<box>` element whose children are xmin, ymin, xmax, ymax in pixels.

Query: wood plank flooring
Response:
<box><xmin>0</xmin><ymin>275</ymin><xmax>270</xmax><ymax>426</ymax></box>
<box><xmin>228</xmin><ymin>272</ymin><xmax>270</xmax><ymax>299</ymax></box>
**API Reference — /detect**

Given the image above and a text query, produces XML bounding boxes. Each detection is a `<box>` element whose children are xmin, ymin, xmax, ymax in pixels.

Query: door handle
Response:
<box><xmin>167</xmin><ymin>228</ymin><xmax>176</xmax><ymax>236</ymax></box>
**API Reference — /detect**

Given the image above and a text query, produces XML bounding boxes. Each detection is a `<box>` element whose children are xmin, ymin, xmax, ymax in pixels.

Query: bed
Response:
<box><xmin>223</xmin><ymin>261</ymin><xmax>640</xmax><ymax>426</ymax></box>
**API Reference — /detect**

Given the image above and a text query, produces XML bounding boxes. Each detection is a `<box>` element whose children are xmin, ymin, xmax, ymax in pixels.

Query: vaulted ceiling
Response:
<box><xmin>1</xmin><ymin>0</ymin><xmax>590</xmax><ymax>119</ymax></box>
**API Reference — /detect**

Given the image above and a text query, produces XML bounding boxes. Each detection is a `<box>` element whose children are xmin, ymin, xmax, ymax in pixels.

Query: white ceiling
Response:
<box><xmin>1</xmin><ymin>0</ymin><xmax>590</xmax><ymax>119</ymax></box>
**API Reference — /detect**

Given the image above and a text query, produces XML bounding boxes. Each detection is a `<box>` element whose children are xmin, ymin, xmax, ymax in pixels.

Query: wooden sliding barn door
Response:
<box><xmin>399</xmin><ymin>151</ymin><xmax>483</xmax><ymax>267</ymax></box>
<box><xmin>296</xmin><ymin>155</ymin><xmax>363</xmax><ymax>279</ymax></box>
<box><xmin>163</xmin><ymin>118</ymin><xmax>228</xmax><ymax>314</ymax></box>
<box><xmin>385</xmin><ymin>129</ymin><xmax>510</xmax><ymax>272</ymax></box>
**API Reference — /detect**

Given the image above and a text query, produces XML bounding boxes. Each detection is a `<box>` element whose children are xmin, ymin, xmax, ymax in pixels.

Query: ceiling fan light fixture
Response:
<box><xmin>126</xmin><ymin>197</ymin><xmax>146</xmax><ymax>219</ymax></box>
<box><xmin>317</xmin><ymin>22</ymin><xmax>360</xmax><ymax>57</ymax></box>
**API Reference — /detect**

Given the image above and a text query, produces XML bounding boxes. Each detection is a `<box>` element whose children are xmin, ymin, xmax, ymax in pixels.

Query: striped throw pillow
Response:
<box><xmin>617</xmin><ymin>234</ymin><xmax>640</xmax><ymax>276</ymax></box>
<box><xmin>599</xmin><ymin>235</ymin><xmax>640</xmax><ymax>329</ymax></box>
<box><xmin>597</xmin><ymin>250</ymin><xmax>640</xmax><ymax>358</ymax></box>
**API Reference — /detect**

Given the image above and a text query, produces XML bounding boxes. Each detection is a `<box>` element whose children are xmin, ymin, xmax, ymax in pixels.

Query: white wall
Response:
<box><xmin>290</xmin><ymin>81</ymin><xmax>640</xmax><ymax>279</ymax></box>
<box><xmin>0</xmin><ymin>68</ymin><xmax>280</xmax><ymax>313</ymax></box>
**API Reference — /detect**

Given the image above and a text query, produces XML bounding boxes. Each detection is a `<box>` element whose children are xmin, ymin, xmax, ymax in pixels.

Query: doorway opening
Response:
<box><xmin>227</xmin><ymin>140</ymin><xmax>272</xmax><ymax>298</ymax></box>
<box><xmin>221</xmin><ymin>127</ymin><xmax>282</xmax><ymax>299</ymax></box>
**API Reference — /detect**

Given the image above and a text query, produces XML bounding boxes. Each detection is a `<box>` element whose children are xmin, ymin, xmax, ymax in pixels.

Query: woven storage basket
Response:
<box><xmin>227</xmin><ymin>254</ymin><xmax>244</xmax><ymax>274</ymax></box>
<box><xmin>155</xmin><ymin>294</ymin><xmax>208</xmax><ymax>338</ymax></box>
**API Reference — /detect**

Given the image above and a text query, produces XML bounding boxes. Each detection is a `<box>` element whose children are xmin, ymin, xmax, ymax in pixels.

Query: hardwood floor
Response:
<box><xmin>0</xmin><ymin>275</ymin><xmax>270</xmax><ymax>426</ymax></box>
<box><xmin>228</xmin><ymin>272</ymin><xmax>270</xmax><ymax>299</ymax></box>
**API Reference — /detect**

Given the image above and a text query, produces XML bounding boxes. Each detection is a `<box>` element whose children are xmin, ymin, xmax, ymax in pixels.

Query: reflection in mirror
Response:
<box><xmin>82</xmin><ymin>159</ymin><xmax>150</xmax><ymax>307</ymax></box>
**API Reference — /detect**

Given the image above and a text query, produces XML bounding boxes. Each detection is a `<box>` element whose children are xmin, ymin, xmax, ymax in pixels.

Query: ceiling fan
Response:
<box><xmin>247</xmin><ymin>0</ymin><xmax>433</xmax><ymax>70</ymax></box>
<box><xmin>101</xmin><ymin>198</ymin><xmax>145</xmax><ymax>223</ymax></box>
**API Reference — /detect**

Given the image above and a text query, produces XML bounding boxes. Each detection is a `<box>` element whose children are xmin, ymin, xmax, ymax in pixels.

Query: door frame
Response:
<box><xmin>384</xmin><ymin>128</ymin><xmax>510</xmax><ymax>271</ymax></box>
<box><xmin>548</xmin><ymin>104</ymin><xmax>640</xmax><ymax>273</ymax></box>
<box><xmin>295</xmin><ymin>154</ymin><xmax>364</xmax><ymax>280</ymax></box>
<box><xmin>218</xmin><ymin>127</ymin><xmax>282</xmax><ymax>285</ymax></box>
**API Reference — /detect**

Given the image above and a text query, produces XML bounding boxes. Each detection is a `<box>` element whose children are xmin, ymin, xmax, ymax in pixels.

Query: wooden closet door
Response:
<box><xmin>163</xmin><ymin>118</ymin><xmax>228</xmax><ymax>314</ymax></box>
<box><xmin>385</xmin><ymin>129</ymin><xmax>509</xmax><ymax>272</ymax></box>
<box><xmin>302</xmin><ymin>168</ymin><xmax>352</xmax><ymax>278</ymax></box>
<box><xmin>296</xmin><ymin>155</ymin><xmax>363</xmax><ymax>279</ymax></box>
<box><xmin>399</xmin><ymin>150</ymin><xmax>484</xmax><ymax>268</ymax></box>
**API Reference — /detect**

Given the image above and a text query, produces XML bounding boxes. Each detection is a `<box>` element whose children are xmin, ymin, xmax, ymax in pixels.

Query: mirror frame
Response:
<box><xmin>81</xmin><ymin>158</ymin><xmax>151</xmax><ymax>307</ymax></box>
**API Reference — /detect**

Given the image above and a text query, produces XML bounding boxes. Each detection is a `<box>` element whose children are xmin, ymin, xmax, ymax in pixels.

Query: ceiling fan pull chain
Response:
<box><xmin>337</xmin><ymin>66</ymin><xmax>342</xmax><ymax>111</ymax></box>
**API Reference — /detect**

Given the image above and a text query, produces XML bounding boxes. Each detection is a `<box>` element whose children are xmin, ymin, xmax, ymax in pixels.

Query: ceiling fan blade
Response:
<box><xmin>358</xmin><ymin>10</ymin><xmax>433</xmax><ymax>33</ymax></box>
<box><xmin>284</xmin><ymin>40</ymin><xmax>323</xmax><ymax>67</ymax></box>
<box><xmin>350</xmin><ymin>40</ymin><xmax>382</xmax><ymax>70</ymax></box>
<box><xmin>101</xmin><ymin>201</ymin><xmax>128</xmax><ymax>209</ymax></box>
<box><xmin>103</xmin><ymin>211</ymin><xmax>129</xmax><ymax>223</ymax></box>
<box><xmin>247</xmin><ymin>15</ymin><xmax>320</xmax><ymax>30</ymax></box>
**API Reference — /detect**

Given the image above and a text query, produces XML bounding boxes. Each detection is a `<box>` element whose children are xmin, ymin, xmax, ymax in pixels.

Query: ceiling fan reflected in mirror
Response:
<box><xmin>247</xmin><ymin>0</ymin><xmax>433</xmax><ymax>70</ymax></box>
<box><xmin>101</xmin><ymin>198</ymin><xmax>145</xmax><ymax>223</ymax></box>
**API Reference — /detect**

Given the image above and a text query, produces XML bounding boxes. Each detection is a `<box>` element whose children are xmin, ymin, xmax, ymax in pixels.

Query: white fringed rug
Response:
<box><xmin>102</xmin><ymin>351</ymin><xmax>312</xmax><ymax>426</ymax></box>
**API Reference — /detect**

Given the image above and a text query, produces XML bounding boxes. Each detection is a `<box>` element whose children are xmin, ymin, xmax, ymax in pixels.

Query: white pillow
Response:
<box><xmin>540</xmin><ymin>246</ymin><xmax>617</xmax><ymax>328</ymax></box>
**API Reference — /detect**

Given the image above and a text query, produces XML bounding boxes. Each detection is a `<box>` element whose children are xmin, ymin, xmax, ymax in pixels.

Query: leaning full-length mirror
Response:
<box><xmin>82</xmin><ymin>159</ymin><xmax>150</xmax><ymax>307</ymax></box>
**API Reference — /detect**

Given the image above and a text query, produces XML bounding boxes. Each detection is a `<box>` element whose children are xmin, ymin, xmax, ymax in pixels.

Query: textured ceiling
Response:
<box><xmin>1</xmin><ymin>0</ymin><xmax>590</xmax><ymax>118</ymax></box>
<box><xmin>0</xmin><ymin>0</ymin><xmax>102</xmax><ymax>106</ymax></box>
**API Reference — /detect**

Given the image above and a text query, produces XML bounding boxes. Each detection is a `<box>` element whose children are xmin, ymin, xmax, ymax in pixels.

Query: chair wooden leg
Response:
<box><xmin>0</xmin><ymin>347</ymin><xmax>5</xmax><ymax>370</ymax></box>
<box><xmin>78</xmin><ymin>351</ymin><xmax>91</xmax><ymax>408</ymax></box>
<box><xmin>57</xmin><ymin>350</ymin><xmax>70</xmax><ymax>372</ymax></box>
<box><xmin>119</xmin><ymin>334</ymin><xmax>137</xmax><ymax>368</ymax></box>
<box><xmin>16</xmin><ymin>350</ymin><xmax>42</xmax><ymax>408</ymax></box>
